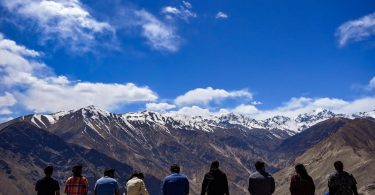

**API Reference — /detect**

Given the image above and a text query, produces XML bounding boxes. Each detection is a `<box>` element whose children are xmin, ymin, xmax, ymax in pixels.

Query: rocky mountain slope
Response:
<box><xmin>274</xmin><ymin>118</ymin><xmax>375</xmax><ymax>195</ymax></box>
<box><xmin>0</xmin><ymin>122</ymin><xmax>162</xmax><ymax>195</ymax></box>
<box><xmin>1</xmin><ymin>106</ymin><xmax>374</xmax><ymax>194</ymax></box>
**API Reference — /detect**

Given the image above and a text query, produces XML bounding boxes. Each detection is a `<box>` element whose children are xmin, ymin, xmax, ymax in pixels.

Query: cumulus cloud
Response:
<box><xmin>231</xmin><ymin>104</ymin><xmax>259</xmax><ymax>115</ymax></box>
<box><xmin>161</xmin><ymin>1</ymin><xmax>197</xmax><ymax>22</ymax></box>
<box><xmin>146</xmin><ymin>102</ymin><xmax>176</xmax><ymax>112</ymax></box>
<box><xmin>215</xmin><ymin>12</ymin><xmax>228</xmax><ymax>19</ymax></box>
<box><xmin>0</xmin><ymin>33</ymin><xmax>157</xmax><ymax>113</ymax></box>
<box><xmin>174</xmin><ymin>87</ymin><xmax>252</xmax><ymax>106</ymax></box>
<box><xmin>0</xmin><ymin>0</ymin><xmax>114</xmax><ymax>52</ymax></box>
<box><xmin>336</xmin><ymin>12</ymin><xmax>375</xmax><ymax>47</ymax></box>
<box><xmin>135</xmin><ymin>10</ymin><xmax>181</xmax><ymax>52</ymax></box>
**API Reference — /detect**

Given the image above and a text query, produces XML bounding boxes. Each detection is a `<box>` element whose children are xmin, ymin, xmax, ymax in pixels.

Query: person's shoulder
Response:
<box><xmin>249</xmin><ymin>171</ymin><xmax>258</xmax><ymax>178</ymax></box>
<box><xmin>65</xmin><ymin>176</ymin><xmax>74</xmax><ymax>182</ymax></box>
<box><xmin>291</xmin><ymin>174</ymin><xmax>299</xmax><ymax>180</ymax></box>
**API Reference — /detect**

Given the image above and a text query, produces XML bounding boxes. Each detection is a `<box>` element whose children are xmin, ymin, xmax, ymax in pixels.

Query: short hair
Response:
<box><xmin>44</xmin><ymin>166</ymin><xmax>53</xmax><ymax>176</ymax></box>
<box><xmin>334</xmin><ymin>161</ymin><xmax>344</xmax><ymax>171</ymax></box>
<box><xmin>255</xmin><ymin>161</ymin><xmax>265</xmax><ymax>171</ymax></box>
<box><xmin>210</xmin><ymin>161</ymin><xmax>220</xmax><ymax>169</ymax></box>
<box><xmin>104</xmin><ymin>168</ymin><xmax>115</xmax><ymax>176</ymax></box>
<box><xmin>170</xmin><ymin>164</ymin><xmax>180</xmax><ymax>173</ymax></box>
<box><xmin>72</xmin><ymin>165</ymin><xmax>82</xmax><ymax>175</ymax></box>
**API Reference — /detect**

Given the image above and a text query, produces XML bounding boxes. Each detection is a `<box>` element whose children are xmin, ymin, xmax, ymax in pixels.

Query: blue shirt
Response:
<box><xmin>163</xmin><ymin>173</ymin><xmax>189</xmax><ymax>195</ymax></box>
<box><xmin>94</xmin><ymin>176</ymin><xmax>119</xmax><ymax>195</ymax></box>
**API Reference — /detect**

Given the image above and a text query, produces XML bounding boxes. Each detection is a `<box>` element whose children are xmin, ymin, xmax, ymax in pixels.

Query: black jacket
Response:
<box><xmin>201</xmin><ymin>168</ymin><xmax>229</xmax><ymax>195</ymax></box>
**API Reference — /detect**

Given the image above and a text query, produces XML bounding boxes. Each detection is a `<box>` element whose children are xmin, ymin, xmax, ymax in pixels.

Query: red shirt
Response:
<box><xmin>64</xmin><ymin>176</ymin><xmax>88</xmax><ymax>195</ymax></box>
<box><xmin>290</xmin><ymin>174</ymin><xmax>315</xmax><ymax>195</ymax></box>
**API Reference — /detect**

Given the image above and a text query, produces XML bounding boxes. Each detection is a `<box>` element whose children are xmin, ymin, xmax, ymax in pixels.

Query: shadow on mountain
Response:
<box><xmin>0</xmin><ymin>122</ymin><xmax>162</xmax><ymax>195</ymax></box>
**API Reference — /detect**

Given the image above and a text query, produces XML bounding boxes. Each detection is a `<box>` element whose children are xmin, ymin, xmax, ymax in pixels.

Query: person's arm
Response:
<box><xmin>248</xmin><ymin>178</ymin><xmax>254</xmax><ymax>194</ymax></box>
<box><xmin>270</xmin><ymin>176</ymin><xmax>275</xmax><ymax>194</ymax></box>
<box><xmin>64</xmin><ymin>179</ymin><xmax>69</xmax><ymax>194</ymax></box>
<box><xmin>162</xmin><ymin>179</ymin><xmax>167</xmax><ymax>195</ymax></box>
<box><xmin>84</xmin><ymin>177</ymin><xmax>89</xmax><ymax>195</ymax></box>
<box><xmin>140</xmin><ymin>180</ymin><xmax>149</xmax><ymax>195</ymax></box>
<box><xmin>200</xmin><ymin>175</ymin><xmax>207</xmax><ymax>195</ymax></box>
<box><xmin>328</xmin><ymin>176</ymin><xmax>335</xmax><ymax>195</ymax></box>
<box><xmin>35</xmin><ymin>180</ymin><xmax>39</xmax><ymax>192</ymax></box>
<box><xmin>55</xmin><ymin>180</ymin><xmax>60</xmax><ymax>195</ymax></box>
<box><xmin>184</xmin><ymin>177</ymin><xmax>189</xmax><ymax>195</ymax></box>
<box><xmin>224</xmin><ymin>174</ymin><xmax>229</xmax><ymax>195</ymax></box>
<box><xmin>289</xmin><ymin>176</ymin><xmax>296</xmax><ymax>195</ymax></box>
<box><xmin>114</xmin><ymin>181</ymin><xmax>120</xmax><ymax>195</ymax></box>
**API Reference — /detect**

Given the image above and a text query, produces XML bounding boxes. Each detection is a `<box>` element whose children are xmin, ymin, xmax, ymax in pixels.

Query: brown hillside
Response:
<box><xmin>274</xmin><ymin>118</ymin><xmax>375</xmax><ymax>195</ymax></box>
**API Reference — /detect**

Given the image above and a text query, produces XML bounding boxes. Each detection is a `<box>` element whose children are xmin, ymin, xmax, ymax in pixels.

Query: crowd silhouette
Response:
<box><xmin>35</xmin><ymin>160</ymin><xmax>359</xmax><ymax>195</ymax></box>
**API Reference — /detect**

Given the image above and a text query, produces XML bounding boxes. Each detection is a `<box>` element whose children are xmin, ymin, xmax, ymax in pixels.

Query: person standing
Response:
<box><xmin>289</xmin><ymin>164</ymin><xmax>315</xmax><ymax>195</ymax></box>
<box><xmin>328</xmin><ymin>161</ymin><xmax>359</xmax><ymax>195</ymax></box>
<box><xmin>64</xmin><ymin>165</ymin><xmax>89</xmax><ymax>195</ymax></box>
<box><xmin>162</xmin><ymin>164</ymin><xmax>189</xmax><ymax>195</ymax></box>
<box><xmin>94</xmin><ymin>168</ymin><xmax>119</xmax><ymax>195</ymax></box>
<box><xmin>201</xmin><ymin>161</ymin><xmax>229</xmax><ymax>195</ymax></box>
<box><xmin>35</xmin><ymin>165</ymin><xmax>60</xmax><ymax>195</ymax></box>
<box><xmin>248</xmin><ymin>161</ymin><xmax>275</xmax><ymax>195</ymax></box>
<box><xmin>126</xmin><ymin>171</ymin><xmax>149</xmax><ymax>195</ymax></box>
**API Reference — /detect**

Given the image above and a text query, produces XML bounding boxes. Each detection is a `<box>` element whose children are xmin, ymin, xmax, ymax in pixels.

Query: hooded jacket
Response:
<box><xmin>248</xmin><ymin>170</ymin><xmax>275</xmax><ymax>195</ymax></box>
<box><xmin>201</xmin><ymin>168</ymin><xmax>229</xmax><ymax>195</ymax></box>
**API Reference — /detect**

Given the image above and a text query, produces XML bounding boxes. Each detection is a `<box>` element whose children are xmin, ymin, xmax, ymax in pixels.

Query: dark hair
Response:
<box><xmin>210</xmin><ymin>161</ymin><xmax>219</xmax><ymax>169</ymax></box>
<box><xmin>104</xmin><ymin>169</ymin><xmax>115</xmax><ymax>177</ymax></box>
<box><xmin>44</xmin><ymin>166</ymin><xmax>53</xmax><ymax>176</ymax></box>
<box><xmin>170</xmin><ymin>164</ymin><xmax>180</xmax><ymax>173</ymax></box>
<box><xmin>255</xmin><ymin>161</ymin><xmax>265</xmax><ymax>171</ymax></box>
<box><xmin>128</xmin><ymin>171</ymin><xmax>145</xmax><ymax>181</ymax></box>
<box><xmin>295</xmin><ymin>164</ymin><xmax>309</xmax><ymax>179</ymax></box>
<box><xmin>334</xmin><ymin>161</ymin><xmax>344</xmax><ymax>172</ymax></box>
<box><xmin>72</xmin><ymin>165</ymin><xmax>82</xmax><ymax>177</ymax></box>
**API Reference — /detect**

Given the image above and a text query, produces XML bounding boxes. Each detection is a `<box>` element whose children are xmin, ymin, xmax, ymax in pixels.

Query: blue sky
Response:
<box><xmin>0</xmin><ymin>0</ymin><xmax>375</xmax><ymax>121</ymax></box>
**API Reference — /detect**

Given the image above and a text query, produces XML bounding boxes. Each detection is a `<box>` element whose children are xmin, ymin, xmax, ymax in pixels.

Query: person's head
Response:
<box><xmin>72</xmin><ymin>165</ymin><xmax>82</xmax><ymax>177</ymax></box>
<box><xmin>295</xmin><ymin>164</ymin><xmax>308</xmax><ymax>177</ymax></box>
<box><xmin>170</xmin><ymin>164</ymin><xmax>180</xmax><ymax>173</ymax></box>
<box><xmin>210</xmin><ymin>161</ymin><xmax>220</xmax><ymax>170</ymax></box>
<box><xmin>44</xmin><ymin>166</ymin><xmax>53</xmax><ymax>177</ymax></box>
<box><xmin>255</xmin><ymin>161</ymin><xmax>265</xmax><ymax>171</ymax></box>
<box><xmin>334</xmin><ymin>161</ymin><xmax>344</xmax><ymax>172</ymax></box>
<box><xmin>104</xmin><ymin>168</ymin><xmax>115</xmax><ymax>178</ymax></box>
<box><xmin>128</xmin><ymin>171</ymin><xmax>144</xmax><ymax>181</ymax></box>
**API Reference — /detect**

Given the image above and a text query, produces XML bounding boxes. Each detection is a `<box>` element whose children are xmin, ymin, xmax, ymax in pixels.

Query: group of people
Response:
<box><xmin>35</xmin><ymin>160</ymin><xmax>359</xmax><ymax>195</ymax></box>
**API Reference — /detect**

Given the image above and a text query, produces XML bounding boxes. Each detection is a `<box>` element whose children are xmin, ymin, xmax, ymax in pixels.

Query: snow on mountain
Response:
<box><xmin>16</xmin><ymin>106</ymin><xmax>375</xmax><ymax>136</ymax></box>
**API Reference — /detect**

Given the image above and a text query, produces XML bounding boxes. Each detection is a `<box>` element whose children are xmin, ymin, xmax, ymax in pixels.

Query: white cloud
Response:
<box><xmin>0</xmin><ymin>92</ymin><xmax>17</xmax><ymax>108</ymax></box>
<box><xmin>0</xmin><ymin>117</ymin><xmax>13</xmax><ymax>123</ymax></box>
<box><xmin>216</xmin><ymin>11</ymin><xmax>228</xmax><ymax>19</ymax></box>
<box><xmin>161</xmin><ymin>1</ymin><xmax>197</xmax><ymax>22</ymax></box>
<box><xmin>0</xmin><ymin>33</ymin><xmax>158</xmax><ymax>113</ymax></box>
<box><xmin>336</xmin><ymin>12</ymin><xmax>375</xmax><ymax>47</ymax></box>
<box><xmin>248</xmin><ymin>96</ymin><xmax>375</xmax><ymax>119</ymax></box>
<box><xmin>174</xmin><ymin>87</ymin><xmax>252</xmax><ymax>106</ymax></box>
<box><xmin>365</xmin><ymin>76</ymin><xmax>375</xmax><ymax>90</ymax></box>
<box><xmin>146</xmin><ymin>102</ymin><xmax>176</xmax><ymax>112</ymax></box>
<box><xmin>170</xmin><ymin>105</ymin><xmax>212</xmax><ymax>117</ymax></box>
<box><xmin>135</xmin><ymin>10</ymin><xmax>181</xmax><ymax>52</ymax></box>
<box><xmin>231</xmin><ymin>104</ymin><xmax>258</xmax><ymax>115</ymax></box>
<box><xmin>0</xmin><ymin>0</ymin><xmax>114</xmax><ymax>51</ymax></box>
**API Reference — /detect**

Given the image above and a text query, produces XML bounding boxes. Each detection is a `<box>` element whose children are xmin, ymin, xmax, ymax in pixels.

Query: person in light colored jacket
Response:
<box><xmin>126</xmin><ymin>171</ymin><xmax>149</xmax><ymax>195</ymax></box>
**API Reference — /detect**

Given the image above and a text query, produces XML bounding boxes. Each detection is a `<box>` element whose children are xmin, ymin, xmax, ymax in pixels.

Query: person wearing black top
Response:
<box><xmin>35</xmin><ymin>166</ymin><xmax>60</xmax><ymax>195</ymax></box>
<box><xmin>201</xmin><ymin>161</ymin><xmax>229</xmax><ymax>195</ymax></box>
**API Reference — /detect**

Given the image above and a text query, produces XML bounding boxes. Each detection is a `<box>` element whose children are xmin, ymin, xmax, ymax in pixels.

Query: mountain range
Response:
<box><xmin>0</xmin><ymin>105</ymin><xmax>374</xmax><ymax>194</ymax></box>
